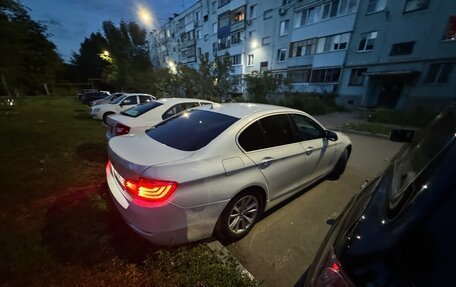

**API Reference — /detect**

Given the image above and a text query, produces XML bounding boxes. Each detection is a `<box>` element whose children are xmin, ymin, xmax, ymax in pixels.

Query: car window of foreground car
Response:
<box><xmin>146</xmin><ymin>109</ymin><xmax>239</xmax><ymax>151</ymax></box>
<box><xmin>121</xmin><ymin>101</ymin><xmax>164</xmax><ymax>117</ymax></box>
<box><xmin>386</xmin><ymin>109</ymin><xmax>455</xmax><ymax>216</ymax></box>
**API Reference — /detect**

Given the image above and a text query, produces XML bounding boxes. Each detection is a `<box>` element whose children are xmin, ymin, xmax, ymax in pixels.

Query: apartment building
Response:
<box><xmin>150</xmin><ymin>0</ymin><xmax>361</xmax><ymax>97</ymax></box>
<box><xmin>150</xmin><ymin>0</ymin><xmax>455</xmax><ymax>109</ymax></box>
<box><xmin>338</xmin><ymin>0</ymin><xmax>456</xmax><ymax>110</ymax></box>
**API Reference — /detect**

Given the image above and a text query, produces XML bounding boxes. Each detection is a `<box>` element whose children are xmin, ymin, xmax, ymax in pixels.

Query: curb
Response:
<box><xmin>331</xmin><ymin>127</ymin><xmax>390</xmax><ymax>139</ymax></box>
<box><xmin>206</xmin><ymin>240</ymin><xmax>255</xmax><ymax>281</ymax></box>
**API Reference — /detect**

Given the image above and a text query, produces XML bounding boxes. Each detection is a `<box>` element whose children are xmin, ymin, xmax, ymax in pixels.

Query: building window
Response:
<box><xmin>218</xmin><ymin>36</ymin><xmax>230</xmax><ymax>50</ymax></box>
<box><xmin>277</xmin><ymin>49</ymin><xmax>286</xmax><ymax>61</ymax></box>
<box><xmin>264</xmin><ymin>9</ymin><xmax>273</xmax><ymax>19</ymax></box>
<box><xmin>204</xmin><ymin>15</ymin><xmax>209</xmax><ymax>22</ymax></box>
<box><xmin>231</xmin><ymin>54</ymin><xmax>241</xmax><ymax>65</ymax></box>
<box><xmin>358</xmin><ymin>31</ymin><xmax>377</xmax><ymax>51</ymax></box>
<box><xmin>231</xmin><ymin>6</ymin><xmax>245</xmax><ymax>23</ymax></box>
<box><xmin>218</xmin><ymin>0</ymin><xmax>229</xmax><ymax>8</ymax></box>
<box><xmin>279</xmin><ymin>20</ymin><xmax>289</xmax><ymax>36</ymax></box>
<box><xmin>424</xmin><ymin>63</ymin><xmax>454</xmax><ymax>84</ymax></box>
<box><xmin>310</xmin><ymin>68</ymin><xmax>341</xmax><ymax>83</ymax></box>
<box><xmin>212</xmin><ymin>42</ymin><xmax>218</xmax><ymax>51</ymax></box>
<box><xmin>196</xmin><ymin>29</ymin><xmax>202</xmax><ymax>40</ymax></box>
<box><xmin>390</xmin><ymin>41</ymin><xmax>415</xmax><ymax>56</ymax></box>
<box><xmin>260</xmin><ymin>61</ymin><xmax>268</xmax><ymax>72</ymax></box>
<box><xmin>249</xmin><ymin>4</ymin><xmax>257</xmax><ymax>19</ymax></box>
<box><xmin>290</xmin><ymin>38</ymin><xmax>317</xmax><ymax>57</ymax></box>
<box><xmin>322</xmin><ymin>0</ymin><xmax>340</xmax><ymax>19</ymax></box>
<box><xmin>288</xmin><ymin>69</ymin><xmax>311</xmax><ymax>83</ymax></box>
<box><xmin>204</xmin><ymin>34</ymin><xmax>209</xmax><ymax>41</ymax></box>
<box><xmin>282</xmin><ymin>0</ymin><xmax>291</xmax><ymax>6</ymax></box>
<box><xmin>348</xmin><ymin>68</ymin><xmax>367</xmax><ymax>86</ymax></box>
<box><xmin>247</xmin><ymin>54</ymin><xmax>254</xmax><ymax>66</ymax></box>
<box><xmin>248</xmin><ymin>30</ymin><xmax>255</xmax><ymax>39</ymax></box>
<box><xmin>404</xmin><ymin>0</ymin><xmax>429</xmax><ymax>13</ymax></box>
<box><xmin>443</xmin><ymin>16</ymin><xmax>456</xmax><ymax>41</ymax></box>
<box><xmin>212</xmin><ymin>23</ymin><xmax>217</xmax><ymax>34</ymax></box>
<box><xmin>262</xmin><ymin>36</ymin><xmax>271</xmax><ymax>46</ymax></box>
<box><xmin>339</xmin><ymin>0</ymin><xmax>359</xmax><ymax>14</ymax></box>
<box><xmin>319</xmin><ymin>33</ymin><xmax>351</xmax><ymax>53</ymax></box>
<box><xmin>367</xmin><ymin>0</ymin><xmax>386</xmax><ymax>14</ymax></box>
<box><xmin>195</xmin><ymin>11</ymin><xmax>201</xmax><ymax>22</ymax></box>
<box><xmin>295</xmin><ymin>7</ymin><xmax>318</xmax><ymax>27</ymax></box>
<box><xmin>231</xmin><ymin>30</ymin><xmax>244</xmax><ymax>45</ymax></box>
<box><xmin>273</xmin><ymin>73</ymin><xmax>286</xmax><ymax>85</ymax></box>
<box><xmin>218</xmin><ymin>13</ymin><xmax>230</xmax><ymax>28</ymax></box>
<box><xmin>211</xmin><ymin>1</ymin><xmax>217</xmax><ymax>14</ymax></box>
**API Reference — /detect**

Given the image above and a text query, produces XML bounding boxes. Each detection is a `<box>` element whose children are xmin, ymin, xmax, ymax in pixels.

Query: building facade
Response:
<box><xmin>338</xmin><ymin>0</ymin><xmax>456</xmax><ymax>110</ymax></box>
<box><xmin>150</xmin><ymin>0</ymin><xmax>456</xmax><ymax>109</ymax></box>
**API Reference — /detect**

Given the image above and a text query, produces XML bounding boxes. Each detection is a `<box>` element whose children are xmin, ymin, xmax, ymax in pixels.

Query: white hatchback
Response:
<box><xmin>105</xmin><ymin>98</ymin><xmax>214</xmax><ymax>140</ymax></box>
<box><xmin>107</xmin><ymin>103</ymin><xmax>352</xmax><ymax>245</ymax></box>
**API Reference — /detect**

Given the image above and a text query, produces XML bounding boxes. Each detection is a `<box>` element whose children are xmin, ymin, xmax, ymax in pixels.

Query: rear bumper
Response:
<box><xmin>106</xmin><ymin>162</ymin><xmax>222</xmax><ymax>245</ymax></box>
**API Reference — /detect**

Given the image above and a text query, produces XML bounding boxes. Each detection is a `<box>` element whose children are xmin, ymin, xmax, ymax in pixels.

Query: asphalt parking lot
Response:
<box><xmin>226</xmin><ymin>132</ymin><xmax>403</xmax><ymax>287</ymax></box>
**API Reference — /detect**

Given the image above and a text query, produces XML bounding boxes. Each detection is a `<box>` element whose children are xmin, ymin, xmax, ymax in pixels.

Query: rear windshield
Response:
<box><xmin>146</xmin><ymin>109</ymin><xmax>239</xmax><ymax>151</ymax></box>
<box><xmin>121</xmin><ymin>101</ymin><xmax>163</xmax><ymax>117</ymax></box>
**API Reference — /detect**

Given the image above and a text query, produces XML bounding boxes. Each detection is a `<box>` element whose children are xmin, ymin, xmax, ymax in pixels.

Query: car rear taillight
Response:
<box><xmin>314</xmin><ymin>249</ymin><xmax>351</xmax><ymax>287</ymax></box>
<box><xmin>124</xmin><ymin>178</ymin><xmax>178</xmax><ymax>203</ymax></box>
<box><xmin>115</xmin><ymin>123</ymin><xmax>130</xmax><ymax>136</ymax></box>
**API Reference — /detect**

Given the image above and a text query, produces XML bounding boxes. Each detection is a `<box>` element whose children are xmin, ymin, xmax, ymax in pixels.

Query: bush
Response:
<box><xmin>366</xmin><ymin>106</ymin><xmax>438</xmax><ymax>127</ymax></box>
<box><xmin>270</xmin><ymin>92</ymin><xmax>339</xmax><ymax>115</ymax></box>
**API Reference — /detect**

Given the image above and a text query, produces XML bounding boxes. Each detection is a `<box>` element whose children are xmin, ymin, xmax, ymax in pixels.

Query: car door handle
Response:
<box><xmin>305</xmin><ymin>147</ymin><xmax>314</xmax><ymax>155</ymax></box>
<box><xmin>260</xmin><ymin>157</ymin><xmax>274</xmax><ymax>168</ymax></box>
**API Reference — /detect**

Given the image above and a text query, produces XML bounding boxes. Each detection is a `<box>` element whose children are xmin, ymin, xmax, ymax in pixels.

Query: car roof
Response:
<box><xmin>122</xmin><ymin>93</ymin><xmax>153</xmax><ymax>96</ymax></box>
<box><xmin>155</xmin><ymin>98</ymin><xmax>212</xmax><ymax>104</ymax></box>
<box><xmin>195</xmin><ymin>103</ymin><xmax>306</xmax><ymax>119</ymax></box>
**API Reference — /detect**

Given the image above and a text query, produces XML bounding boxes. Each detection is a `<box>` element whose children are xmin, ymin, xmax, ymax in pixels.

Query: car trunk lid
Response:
<box><xmin>108</xmin><ymin>134</ymin><xmax>194</xmax><ymax>180</ymax></box>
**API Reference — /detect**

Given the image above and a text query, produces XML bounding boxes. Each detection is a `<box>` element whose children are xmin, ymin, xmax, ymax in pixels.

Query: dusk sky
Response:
<box><xmin>21</xmin><ymin>0</ymin><xmax>196</xmax><ymax>62</ymax></box>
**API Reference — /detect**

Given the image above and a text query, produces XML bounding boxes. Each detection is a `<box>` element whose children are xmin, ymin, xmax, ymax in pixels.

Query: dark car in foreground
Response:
<box><xmin>301</xmin><ymin>104</ymin><xmax>456</xmax><ymax>287</ymax></box>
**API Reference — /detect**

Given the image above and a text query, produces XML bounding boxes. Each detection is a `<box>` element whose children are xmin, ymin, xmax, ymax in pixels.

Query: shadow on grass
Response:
<box><xmin>77</xmin><ymin>143</ymin><xmax>107</xmax><ymax>163</ymax></box>
<box><xmin>73</xmin><ymin>109</ymin><xmax>92</xmax><ymax>121</ymax></box>
<box><xmin>41</xmin><ymin>183</ymin><xmax>159</xmax><ymax>266</ymax></box>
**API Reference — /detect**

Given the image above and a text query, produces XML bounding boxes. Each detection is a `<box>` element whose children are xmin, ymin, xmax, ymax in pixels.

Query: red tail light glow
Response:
<box><xmin>315</xmin><ymin>249</ymin><xmax>351</xmax><ymax>287</ymax></box>
<box><xmin>123</xmin><ymin>178</ymin><xmax>178</xmax><ymax>203</ymax></box>
<box><xmin>115</xmin><ymin>123</ymin><xmax>130</xmax><ymax>135</ymax></box>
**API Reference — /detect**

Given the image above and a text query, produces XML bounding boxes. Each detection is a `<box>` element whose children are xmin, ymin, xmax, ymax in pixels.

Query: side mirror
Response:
<box><xmin>390</xmin><ymin>129</ymin><xmax>414</xmax><ymax>142</ymax></box>
<box><xmin>325</xmin><ymin>130</ymin><xmax>338</xmax><ymax>141</ymax></box>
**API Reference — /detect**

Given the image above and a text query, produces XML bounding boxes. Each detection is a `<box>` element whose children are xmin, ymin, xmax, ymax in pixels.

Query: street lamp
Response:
<box><xmin>137</xmin><ymin>4</ymin><xmax>153</xmax><ymax>28</ymax></box>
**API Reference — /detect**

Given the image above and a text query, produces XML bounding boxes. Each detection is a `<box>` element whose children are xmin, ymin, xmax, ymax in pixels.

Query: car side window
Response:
<box><xmin>290</xmin><ymin>114</ymin><xmax>325</xmax><ymax>141</ymax></box>
<box><xmin>238</xmin><ymin>121</ymin><xmax>268</xmax><ymax>152</ymax></box>
<box><xmin>122</xmin><ymin>96</ymin><xmax>138</xmax><ymax>105</ymax></box>
<box><xmin>183</xmin><ymin>102</ymin><xmax>200</xmax><ymax>110</ymax></box>
<box><xmin>260</xmin><ymin>114</ymin><xmax>296</xmax><ymax>148</ymax></box>
<box><xmin>162</xmin><ymin>103</ymin><xmax>187</xmax><ymax>120</ymax></box>
<box><xmin>139</xmin><ymin>96</ymin><xmax>151</xmax><ymax>103</ymax></box>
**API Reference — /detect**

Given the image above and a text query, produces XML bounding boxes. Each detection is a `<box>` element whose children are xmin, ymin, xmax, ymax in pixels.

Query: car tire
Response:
<box><xmin>214</xmin><ymin>189</ymin><xmax>263</xmax><ymax>243</ymax></box>
<box><xmin>103</xmin><ymin>112</ymin><xmax>114</xmax><ymax>124</ymax></box>
<box><xmin>329</xmin><ymin>148</ymin><xmax>349</xmax><ymax>179</ymax></box>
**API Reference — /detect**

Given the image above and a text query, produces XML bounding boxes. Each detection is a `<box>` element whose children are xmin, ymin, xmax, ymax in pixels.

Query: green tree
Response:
<box><xmin>212</xmin><ymin>52</ymin><xmax>233</xmax><ymax>100</ymax></box>
<box><xmin>0</xmin><ymin>0</ymin><xmax>63</xmax><ymax>95</ymax></box>
<box><xmin>70</xmin><ymin>32</ymin><xmax>109</xmax><ymax>83</ymax></box>
<box><xmin>244</xmin><ymin>71</ymin><xmax>278</xmax><ymax>103</ymax></box>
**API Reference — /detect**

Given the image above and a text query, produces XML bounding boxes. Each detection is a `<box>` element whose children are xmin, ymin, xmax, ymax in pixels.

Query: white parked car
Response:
<box><xmin>90</xmin><ymin>92</ymin><xmax>124</xmax><ymax>106</ymax></box>
<box><xmin>106</xmin><ymin>103</ymin><xmax>352</xmax><ymax>245</ymax></box>
<box><xmin>105</xmin><ymin>98</ymin><xmax>214</xmax><ymax>139</ymax></box>
<box><xmin>90</xmin><ymin>93</ymin><xmax>156</xmax><ymax>122</ymax></box>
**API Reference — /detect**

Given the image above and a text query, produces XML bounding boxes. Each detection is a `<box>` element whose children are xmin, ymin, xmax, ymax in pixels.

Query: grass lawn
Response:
<box><xmin>0</xmin><ymin>96</ymin><xmax>259</xmax><ymax>286</ymax></box>
<box><xmin>343</xmin><ymin>122</ymin><xmax>392</xmax><ymax>136</ymax></box>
